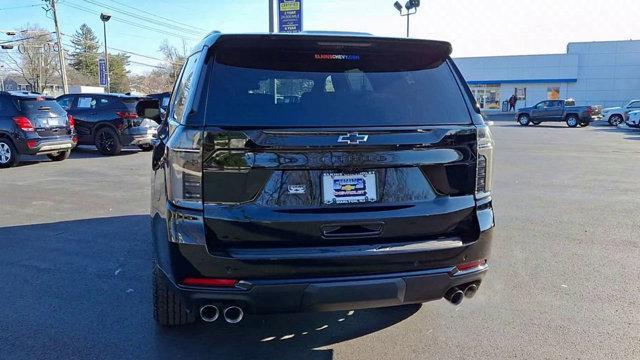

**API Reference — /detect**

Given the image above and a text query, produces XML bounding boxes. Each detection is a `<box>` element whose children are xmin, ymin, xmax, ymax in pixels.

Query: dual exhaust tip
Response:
<box><xmin>199</xmin><ymin>304</ymin><xmax>244</xmax><ymax>324</ymax></box>
<box><xmin>445</xmin><ymin>283</ymin><xmax>479</xmax><ymax>305</ymax></box>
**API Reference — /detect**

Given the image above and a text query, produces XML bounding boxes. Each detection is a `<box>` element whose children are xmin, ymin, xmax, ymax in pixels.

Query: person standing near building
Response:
<box><xmin>508</xmin><ymin>94</ymin><xmax>517</xmax><ymax>111</ymax></box>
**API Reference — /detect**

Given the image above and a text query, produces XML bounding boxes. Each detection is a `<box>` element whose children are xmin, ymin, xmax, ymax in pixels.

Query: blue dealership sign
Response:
<box><xmin>98</xmin><ymin>58</ymin><xmax>108</xmax><ymax>87</ymax></box>
<box><xmin>278</xmin><ymin>0</ymin><xmax>302</xmax><ymax>33</ymax></box>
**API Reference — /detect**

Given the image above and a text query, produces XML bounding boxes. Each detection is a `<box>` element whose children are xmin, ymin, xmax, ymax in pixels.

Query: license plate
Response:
<box><xmin>322</xmin><ymin>172</ymin><xmax>377</xmax><ymax>204</ymax></box>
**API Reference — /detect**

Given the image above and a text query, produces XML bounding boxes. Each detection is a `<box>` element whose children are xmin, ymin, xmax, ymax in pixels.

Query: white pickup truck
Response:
<box><xmin>602</xmin><ymin>100</ymin><xmax>640</xmax><ymax>126</ymax></box>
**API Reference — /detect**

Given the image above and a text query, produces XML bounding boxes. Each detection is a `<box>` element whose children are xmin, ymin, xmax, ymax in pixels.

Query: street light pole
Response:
<box><xmin>269</xmin><ymin>0</ymin><xmax>274</xmax><ymax>33</ymax></box>
<box><xmin>393</xmin><ymin>1</ymin><xmax>420</xmax><ymax>38</ymax></box>
<box><xmin>100</xmin><ymin>13</ymin><xmax>111</xmax><ymax>93</ymax></box>
<box><xmin>406</xmin><ymin>12</ymin><xmax>410</xmax><ymax>37</ymax></box>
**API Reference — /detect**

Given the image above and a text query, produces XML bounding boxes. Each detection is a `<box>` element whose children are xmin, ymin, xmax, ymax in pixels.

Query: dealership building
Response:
<box><xmin>454</xmin><ymin>39</ymin><xmax>640</xmax><ymax>110</ymax></box>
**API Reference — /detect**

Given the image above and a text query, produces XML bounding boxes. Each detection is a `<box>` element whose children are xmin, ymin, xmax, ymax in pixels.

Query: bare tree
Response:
<box><xmin>130</xmin><ymin>68</ymin><xmax>173</xmax><ymax>94</ymax></box>
<box><xmin>3</xmin><ymin>25</ymin><xmax>60</xmax><ymax>93</ymax></box>
<box><xmin>159</xmin><ymin>39</ymin><xmax>187</xmax><ymax>85</ymax></box>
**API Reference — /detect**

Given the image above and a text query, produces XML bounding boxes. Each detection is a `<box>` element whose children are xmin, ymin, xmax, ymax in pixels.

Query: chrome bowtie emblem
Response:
<box><xmin>337</xmin><ymin>132</ymin><xmax>368</xmax><ymax>144</ymax></box>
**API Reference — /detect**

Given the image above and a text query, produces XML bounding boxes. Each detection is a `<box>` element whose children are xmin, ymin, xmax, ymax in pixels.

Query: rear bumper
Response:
<box><xmin>153</xmin><ymin>200</ymin><xmax>494</xmax><ymax>314</ymax></box>
<box><xmin>120</xmin><ymin>127</ymin><xmax>156</xmax><ymax>146</ymax></box>
<box><xmin>159</xmin><ymin>263</ymin><xmax>487</xmax><ymax>314</ymax></box>
<box><xmin>16</xmin><ymin>136</ymin><xmax>76</xmax><ymax>155</ymax></box>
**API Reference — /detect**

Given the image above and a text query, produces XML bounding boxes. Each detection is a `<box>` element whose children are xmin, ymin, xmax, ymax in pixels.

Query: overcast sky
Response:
<box><xmin>1</xmin><ymin>0</ymin><xmax>639</xmax><ymax>73</ymax></box>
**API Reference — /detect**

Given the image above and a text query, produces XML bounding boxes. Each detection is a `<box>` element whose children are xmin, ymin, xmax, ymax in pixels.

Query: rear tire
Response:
<box><xmin>153</xmin><ymin>266</ymin><xmax>196</xmax><ymax>327</ymax></box>
<box><xmin>94</xmin><ymin>127</ymin><xmax>122</xmax><ymax>156</ymax></box>
<box><xmin>46</xmin><ymin>150</ymin><xmax>71</xmax><ymax>162</ymax></box>
<box><xmin>138</xmin><ymin>144</ymin><xmax>153</xmax><ymax>152</ymax></box>
<box><xmin>0</xmin><ymin>138</ymin><xmax>19</xmax><ymax>168</ymax></box>
<box><xmin>608</xmin><ymin>114</ymin><xmax>623</xmax><ymax>126</ymax></box>
<box><xmin>518</xmin><ymin>114</ymin><xmax>530</xmax><ymax>126</ymax></box>
<box><xmin>566</xmin><ymin>115</ymin><xmax>579</xmax><ymax>128</ymax></box>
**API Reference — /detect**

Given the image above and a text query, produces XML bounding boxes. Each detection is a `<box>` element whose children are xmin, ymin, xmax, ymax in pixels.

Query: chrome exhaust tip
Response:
<box><xmin>445</xmin><ymin>288</ymin><xmax>464</xmax><ymax>306</ymax></box>
<box><xmin>199</xmin><ymin>305</ymin><xmax>219</xmax><ymax>323</ymax></box>
<box><xmin>464</xmin><ymin>284</ymin><xmax>478</xmax><ymax>299</ymax></box>
<box><xmin>223</xmin><ymin>306</ymin><xmax>244</xmax><ymax>324</ymax></box>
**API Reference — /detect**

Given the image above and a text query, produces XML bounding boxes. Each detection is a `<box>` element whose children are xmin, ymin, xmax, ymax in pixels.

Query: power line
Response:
<box><xmin>61</xmin><ymin>33</ymin><xmax>165</xmax><ymax>62</ymax></box>
<box><xmin>80</xmin><ymin>0</ymin><xmax>204</xmax><ymax>36</ymax></box>
<box><xmin>60</xmin><ymin>1</ymin><xmax>198</xmax><ymax>42</ymax></box>
<box><xmin>108</xmin><ymin>0</ymin><xmax>208</xmax><ymax>33</ymax></box>
<box><xmin>0</xmin><ymin>3</ymin><xmax>42</xmax><ymax>11</ymax></box>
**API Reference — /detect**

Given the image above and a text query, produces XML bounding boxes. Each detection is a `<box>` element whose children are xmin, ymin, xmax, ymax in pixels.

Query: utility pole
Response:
<box><xmin>269</xmin><ymin>0</ymin><xmax>275</xmax><ymax>33</ymax></box>
<box><xmin>49</xmin><ymin>0</ymin><xmax>68</xmax><ymax>94</ymax></box>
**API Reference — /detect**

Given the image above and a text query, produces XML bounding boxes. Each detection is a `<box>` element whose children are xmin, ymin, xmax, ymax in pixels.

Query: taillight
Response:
<box><xmin>167</xmin><ymin>127</ymin><xmax>202</xmax><ymax>209</ymax></box>
<box><xmin>13</xmin><ymin>116</ymin><xmax>35</xmax><ymax>132</ymax></box>
<box><xmin>67</xmin><ymin>114</ymin><xmax>75</xmax><ymax>130</ymax></box>
<box><xmin>116</xmin><ymin>111</ymin><xmax>138</xmax><ymax>119</ymax></box>
<box><xmin>586</xmin><ymin>106</ymin><xmax>593</xmax><ymax>117</ymax></box>
<box><xmin>182</xmin><ymin>278</ymin><xmax>238</xmax><ymax>287</ymax></box>
<box><xmin>476</xmin><ymin>124</ymin><xmax>494</xmax><ymax>199</ymax></box>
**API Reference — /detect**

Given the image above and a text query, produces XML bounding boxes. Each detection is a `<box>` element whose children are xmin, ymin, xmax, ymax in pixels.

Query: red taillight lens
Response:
<box><xmin>455</xmin><ymin>259</ymin><xmax>487</xmax><ymax>272</ymax></box>
<box><xmin>72</xmin><ymin>135</ymin><xmax>78</xmax><ymax>143</ymax></box>
<box><xmin>116</xmin><ymin>111</ymin><xmax>138</xmax><ymax>119</ymax></box>
<box><xmin>26</xmin><ymin>139</ymin><xmax>38</xmax><ymax>149</ymax></box>
<box><xmin>67</xmin><ymin>114</ymin><xmax>75</xmax><ymax>129</ymax></box>
<box><xmin>182</xmin><ymin>277</ymin><xmax>238</xmax><ymax>287</ymax></box>
<box><xmin>13</xmin><ymin>116</ymin><xmax>35</xmax><ymax>132</ymax></box>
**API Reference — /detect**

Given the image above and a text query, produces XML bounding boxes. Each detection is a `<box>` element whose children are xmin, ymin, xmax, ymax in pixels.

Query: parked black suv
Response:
<box><xmin>149</xmin><ymin>33</ymin><xmax>495</xmax><ymax>326</ymax></box>
<box><xmin>56</xmin><ymin>93</ymin><xmax>158</xmax><ymax>155</ymax></box>
<box><xmin>0</xmin><ymin>91</ymin><xmax>76</xmax><ymax>168</ymax></box>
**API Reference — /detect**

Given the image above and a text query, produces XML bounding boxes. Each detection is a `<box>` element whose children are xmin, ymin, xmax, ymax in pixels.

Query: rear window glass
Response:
<box><xmin>16</xmin><ymin>99</ymin><xmax>66</xmax><ymax>117</ymax></box>
<box><xmin>205</xmin><ymin>44</ymin><xmax>471</xmax><ymax>127</ymax></box>
<box><xmin>121</xmin><ymin>98</ymin><xmax>142</xmax><ymax>111</ymax></box>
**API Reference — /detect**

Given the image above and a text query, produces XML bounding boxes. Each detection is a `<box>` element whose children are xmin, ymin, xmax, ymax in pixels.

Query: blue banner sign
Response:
<box><xmin>98</xmin><ymin>58</ymin><xmax>108</xmax><ymax>87</ymax></box>
<box><xmin>278</xmin><ymin>0</ymin><xmax>302</xmax><ymax>33</ymax></box>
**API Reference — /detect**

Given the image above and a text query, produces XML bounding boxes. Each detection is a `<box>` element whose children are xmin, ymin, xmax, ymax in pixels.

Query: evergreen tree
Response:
<box><xmin>108</xmin><ymin>53</ymin><xmax>131</xmax><ymax>93</ymax></box>
<box><xmin>69</xmin><ymin>24</ymin><xmax>100</xmax><ymax>84</ymax></box>
<box><xmin>68</xmin><ymin>24</ymin><xmax>131</xmax><ymax>92</ymax></box>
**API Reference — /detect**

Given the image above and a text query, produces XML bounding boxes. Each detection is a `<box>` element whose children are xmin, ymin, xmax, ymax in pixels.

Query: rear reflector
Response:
<box><xmin>13</xmin><ymin>116</ymin><xmax>35</xmax><ymax>132</ymax></box>
<box><xmin>26</xmin><ymin>139</ymin><xmax>37</xmax><ymax>149</ymax></box>
<box><xmin>182</xmin><ymin>277</ymin><xmax>238</xmax><ymax>287</ymax></box>
<box><xmin>455</xmin><ymin>259</ymin><xmax>487</xmax><ymax>272</ymax></box>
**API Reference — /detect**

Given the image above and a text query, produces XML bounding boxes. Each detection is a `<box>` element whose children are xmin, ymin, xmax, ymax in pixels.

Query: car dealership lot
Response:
<box><xmin>0</xmin><ymin>123</ymin><xmax>639</xmax><ymax>359</ymax></box>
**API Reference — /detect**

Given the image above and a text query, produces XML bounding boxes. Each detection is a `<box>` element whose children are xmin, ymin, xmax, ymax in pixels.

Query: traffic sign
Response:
<box><xmin>278</xmin><ymin>0</ymin><xmax>302</xmax><ymax>33</ymax></box>
<box><xmin>98</xmin><ymin>58</ymin><xmax>108</xmax><ymax>87</ymax></box>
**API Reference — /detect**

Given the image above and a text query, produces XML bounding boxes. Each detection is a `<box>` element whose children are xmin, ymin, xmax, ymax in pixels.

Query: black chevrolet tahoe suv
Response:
<box><xmin>148</xmin><ymin>32</ymin><xmax>495</xmax><ymax>326</ymax></box>
<box><xmin>0</xmin><ymin>91</ymin><xmax>76</xmax><ymax>168</ymax></box>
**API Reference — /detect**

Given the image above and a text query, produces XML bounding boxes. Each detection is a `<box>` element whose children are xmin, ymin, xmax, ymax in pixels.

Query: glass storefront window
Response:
<box><xmin>470</xmin><ymin>84</ymin><xmax>501</xmax><ymax>109</ymax></box>
<box><xmin>547</xmin><ymin>87</ymin><xmax>560</xmax><ymax>100</ymax></box>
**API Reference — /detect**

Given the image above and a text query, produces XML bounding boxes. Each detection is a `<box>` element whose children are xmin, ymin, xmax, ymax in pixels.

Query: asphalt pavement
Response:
<box><xmin>1</xmin><ymin>122</ymin><xmax>639</xmax><ymax>360</ymax></box>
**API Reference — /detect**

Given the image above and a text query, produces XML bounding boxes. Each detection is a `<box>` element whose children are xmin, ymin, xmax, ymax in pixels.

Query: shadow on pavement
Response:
<box><xmin>69</xmin><ymin>145</ymin><xmax>141</xmax><ymax>159</ymax></box>
<box><xmin>0</xmin><ymin>215</ymin><xmax>420</xmax><ymax>360</ymax></box>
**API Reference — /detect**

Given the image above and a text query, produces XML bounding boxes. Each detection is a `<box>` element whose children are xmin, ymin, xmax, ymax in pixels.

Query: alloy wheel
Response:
<box><xmin>98</xmin><ymin>131</ymin><xmax>115</xmax><ymax>153</ymax></box>
<box><xmin>0</xmin><ymin>143</ymin><xmax>11</xmax><ymax>164</ymax></box>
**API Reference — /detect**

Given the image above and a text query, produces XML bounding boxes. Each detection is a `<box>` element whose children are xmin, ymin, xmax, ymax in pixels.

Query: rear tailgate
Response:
<box><xmin>202</xmin><ymin>127</ymin><xmax>479</xmax><ymax>249</ymax></box>
<box><xmin>200</xmin><ymin>35</ymin><xmax>479</xmax><ymax>250</ymax></box>
<box><xmin>16</xmin><ymin>99</ymin><xmax>69</xmax><ymax>137</ymax></box>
